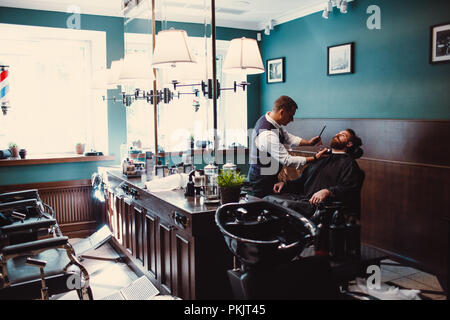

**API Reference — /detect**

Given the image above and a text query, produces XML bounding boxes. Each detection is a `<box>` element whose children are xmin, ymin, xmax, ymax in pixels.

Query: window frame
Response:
<box><xmin>0</xmin><ymin>23</ymin><xmax>108</xmax><ymax>156</ymax></box>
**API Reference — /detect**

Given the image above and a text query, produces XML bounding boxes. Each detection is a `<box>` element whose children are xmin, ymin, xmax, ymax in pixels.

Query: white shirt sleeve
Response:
<box><xmin>281</xmin><ymin>128</ymin><xmax>303</xmax><ymax>146</ymax></box>
<box><xmin>255</xmin><ymin>130</ymin><xmax>307</xmax><ymax>169</ymax></box>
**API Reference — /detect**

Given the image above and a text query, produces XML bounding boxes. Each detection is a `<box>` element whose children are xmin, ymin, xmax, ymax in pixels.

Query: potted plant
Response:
<box><xmin>218</xmin><ymin>170</ymin><xmax>246</xmax><ymax>204</ymax></box>
<box><xmin>8</xmin><ymin>142</ymin><xmax>19</xmax><ymax>158</ymax></box>
<box><xmin>76</xmin><ymin>142</ymin><xmax>85</xmax><ymax>155</ymax></box>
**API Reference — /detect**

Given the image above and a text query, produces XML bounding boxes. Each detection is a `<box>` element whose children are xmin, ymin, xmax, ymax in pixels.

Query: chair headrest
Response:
<box><xmin>349</xmin><ymin>147</ymin><xmax>364</xmax><ymax>159</ymax></box>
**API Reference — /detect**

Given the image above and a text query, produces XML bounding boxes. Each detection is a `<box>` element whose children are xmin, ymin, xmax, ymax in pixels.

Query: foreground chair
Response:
<box><xmin>0</xmin><ymin>190</ymin><xmax>62</xmax><ymax>249</ymax></box>
<box><xmin>0</xmin><ymin>236</ymin><xmax>93</xmax><ymax>300</ymax></box>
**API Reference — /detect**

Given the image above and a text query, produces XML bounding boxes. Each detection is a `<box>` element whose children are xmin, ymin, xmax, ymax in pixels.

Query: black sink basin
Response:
<box><xmin>215</xmin><ymin>200</ymin><xmax>316</xmax><ymax>268</ymax></box>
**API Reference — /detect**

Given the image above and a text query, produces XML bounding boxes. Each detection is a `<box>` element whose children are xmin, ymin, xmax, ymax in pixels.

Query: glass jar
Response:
<box><xmin>204</xmin><ymin>163</ymin><xmax>219</xmax><ymax>202</ymax></box>
<box><xmin>222</xmin><ymin>162</ymin><xmax>237</xmax><ymax>174</ymax></box>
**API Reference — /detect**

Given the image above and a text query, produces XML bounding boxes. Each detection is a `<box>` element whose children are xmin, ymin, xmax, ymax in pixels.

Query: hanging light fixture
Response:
<box><xmin>103</xmin><ymin>57</ymin><xmax>173</xmax><ymax>107</ymax></box>
<box><xmin>340</xmin><ymin>0</ymin><xmax>348</xmax><ymax>13</ymax></box>
<box><xmin>119</xmin><ymin>52</ymin><xmax>154</xmax><ymax>82</ymax></box>
<box><xmin>166</xmin><ymin>53</ymin><xmax>211</xmax><ymax>83</ymax></box>
<box><xmin>92</xmin><ymin>67</ymin><xmax>118</xmax><ymax>90</ymax></box>
<box><xmin>327</xmin><ymin>0</ymin><xmax>333</xmax><ymax>12</ymax></box>
<box><xmin>151</xmin><ymin>28</ymin><xmax>196</xmax><ymax>68</ymax></box>
<box><xmin>107</xmin><ymin>59</ymin><xmax>123</xmax><ymax>87</ymax></box>
<box><xmin>223</xmin><ymin>37</ymin><xmax>264</xmax><ymax>75</ymax></box>
<box><xmin>322</xmin><ymin>0</ymin><xmax>349</xmax><ymax>19</ymax></box>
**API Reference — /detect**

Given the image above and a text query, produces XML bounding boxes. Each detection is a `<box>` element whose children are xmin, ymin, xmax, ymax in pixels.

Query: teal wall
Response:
<box><xmin>0</xmin><ymin>7</ymin><xmax>259</xmax><ymax>185</ymax></box>
<box><xmin>0</xmin><ymin>161</ymin><xmax>116</xmax><ymax>186</ymax></box>
<box><xmin>259</xmin><ymin>0</ymin><xmax>450</xmax><ymax>119</ymax></box>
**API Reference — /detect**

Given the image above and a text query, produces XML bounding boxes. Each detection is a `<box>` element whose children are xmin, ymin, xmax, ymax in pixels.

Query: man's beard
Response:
<box><xmin>330</xmin><ymin>136</ymin><xmax>347</xmax><ymax>150</ymax></box>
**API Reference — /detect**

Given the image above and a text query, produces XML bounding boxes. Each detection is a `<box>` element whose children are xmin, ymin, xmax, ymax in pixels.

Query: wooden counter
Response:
<box><xmin>102</xmin><ymin>169</ymin><xmax>250</xmax><ymax>299</ymax></box>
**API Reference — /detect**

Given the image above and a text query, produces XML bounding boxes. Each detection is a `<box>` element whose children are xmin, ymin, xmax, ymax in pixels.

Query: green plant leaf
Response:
<box><xmin>217</xmin><ymin>170</ymin><xmax>245</xmax><ymax>187</ymax></box>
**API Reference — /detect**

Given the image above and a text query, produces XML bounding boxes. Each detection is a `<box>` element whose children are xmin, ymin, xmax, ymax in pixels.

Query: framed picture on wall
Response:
<box><xmin>327</xmin><ymin>42</ymin><xmax>354</xmax><ymax>75</ymax></box>
<box><xmin>266</xmin><ymin>57</ymin><xmax>285</xmax><ymax>83</ymax></box>
<box><xmin>430</xmin><ymin>22</ymin><xmax>450</xmax><ymax>64</ymax></box>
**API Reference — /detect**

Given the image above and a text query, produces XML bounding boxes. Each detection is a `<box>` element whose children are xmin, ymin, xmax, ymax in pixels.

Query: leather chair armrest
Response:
<box><xmin>1</xmin><ymin>219</ymin><xmax>56</xmax><ymax>234</ymax></box>
<box><xmin>1</xmin><ymin>236</ymin><xmax>69</xmax><ymax>256</ymax></box>
<box><xmin>0</xmin><ymin>190</ymin><xmax>40</xmax><ymax>203</ymax></box>
<box><xmin>0</xmin><ymin>199</ymin><xmax>38</xmax><ymax>211</ymax></box>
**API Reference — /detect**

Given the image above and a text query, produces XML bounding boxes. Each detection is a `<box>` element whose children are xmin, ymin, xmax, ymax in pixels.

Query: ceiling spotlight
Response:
<box><xmin>264</xmin><ymin>25</ymin><xmax>270</xmax><ymax>35</ymax></box>
<box><xmin>340</xmin><ymin>0</ymin><xmax>348</xmax><ymax>13</ymax></box>
<box><xmin>322</xmin><ymin>8</ymin><xmax>329</xmax><ymax>19</ymax></box>
<box><xmin>327</xmin><ymin>0</ymin><xmax>333</xmax><ymax>12</ymax></box>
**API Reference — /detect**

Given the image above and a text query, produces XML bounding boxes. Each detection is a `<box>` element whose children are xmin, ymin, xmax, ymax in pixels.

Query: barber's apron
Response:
<box><xmin>248</xmin><ymin>115</ymin><xmax>286</xmax><ymax>199</ymax></box>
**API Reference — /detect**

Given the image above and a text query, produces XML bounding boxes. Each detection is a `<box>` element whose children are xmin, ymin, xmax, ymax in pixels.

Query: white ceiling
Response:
<box><xmin>0</xmin><ymin>0</ymin><xmax>354</xmax><ymax>30</ymax></box>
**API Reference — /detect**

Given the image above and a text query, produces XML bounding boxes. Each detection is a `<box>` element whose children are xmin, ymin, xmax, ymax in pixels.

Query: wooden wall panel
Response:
<box><xmin>145</xmin><ymin>213</ymin><xmax>157</xmax><ymax>278</ymax></box>
<box><xmin>286</xmin><ymin>119</ymin><xmax>450</xmax><ymax>167</ymax></box>
<box><xmin>0</xmin><ymin>179</ymin><xmax>101</xmax><ymax>238</ymax></box>
<box><xmin>158</xmin><ymin>223</ymin><xmax>173</xmax><ymax>294</ymax></box>
<box><xmin>358</xmin><ymin>159</ymin><xmax>449</xmax><ymax>276</ymax></box>
<box><xmin>174</xmin><ymin>233</ymin><xmax>191</xmax><ymax>299</ymax></box>
<box><xmin>285</xmin><ymin>119</ymin><xmax>450</xmax><ymax>281</ymax></box>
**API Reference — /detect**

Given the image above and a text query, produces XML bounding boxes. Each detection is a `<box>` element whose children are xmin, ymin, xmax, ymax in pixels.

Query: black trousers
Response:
<box><xmin>248</xmin><ymin>170</ymin><xmax>278</xmax><ymax>199</ymax></box>
<box><xmin>263</xmin><ymin>193</ymin><xmax>316</xmax><ymax>218</ymax></box>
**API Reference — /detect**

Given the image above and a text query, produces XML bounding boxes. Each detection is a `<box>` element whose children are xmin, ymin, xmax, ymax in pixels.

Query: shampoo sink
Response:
<box><xmin>215</xmin><ymin>201</ymin><xmax>316</xmax><ymax>268</ymax></box>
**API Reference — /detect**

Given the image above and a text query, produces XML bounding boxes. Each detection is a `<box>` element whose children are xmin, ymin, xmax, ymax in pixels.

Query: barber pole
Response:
<box><xmin>0</xmin><ymin>64</ymin><xmax>11</xmax><ymax>115</ymax></box>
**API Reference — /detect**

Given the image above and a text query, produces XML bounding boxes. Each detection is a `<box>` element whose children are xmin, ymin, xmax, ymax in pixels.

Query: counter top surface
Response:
<box><xmin>103</xmin><ymin>168</ymin><xmax>257</xmax><ymax>215</ymax></box>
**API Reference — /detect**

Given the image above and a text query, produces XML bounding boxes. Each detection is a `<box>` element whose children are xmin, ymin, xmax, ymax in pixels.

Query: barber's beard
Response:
<box><xmin>330</xmin><ymin>137</ymin><xmax>347</xmax><ymax>150</ymax></box>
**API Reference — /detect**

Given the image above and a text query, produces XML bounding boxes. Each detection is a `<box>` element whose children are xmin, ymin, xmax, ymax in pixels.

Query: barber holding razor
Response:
<box><xmin>249</xmin><ymin>95</ymin><xmax>327</xmax><ymax>198</ymax></box>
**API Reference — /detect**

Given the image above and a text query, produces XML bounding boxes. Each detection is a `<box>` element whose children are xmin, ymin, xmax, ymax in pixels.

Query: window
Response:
<box><xmin>124</xmin><ymin>33</ymin><xmax>155</xmax><ymax>153</ymax></box>
<box><xmin>0</xmin><ymin>24</ymin><xmax>107</xmax><ymax>155</ymax></box>
<box><xmin>124</xmin><ymin>33</ymin><xmax>248</xmax><ymax>153</ymax></box>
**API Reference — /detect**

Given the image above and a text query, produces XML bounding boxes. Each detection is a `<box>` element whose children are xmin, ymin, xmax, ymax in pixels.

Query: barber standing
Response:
<box><xmin>249</xmin><ymin>95</ymin><xmax>327</xmax><ymax>198</ymax></box>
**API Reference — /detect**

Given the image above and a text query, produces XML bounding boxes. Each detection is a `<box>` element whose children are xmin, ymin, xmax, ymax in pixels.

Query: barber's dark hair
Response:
<box><xmin>273</xmin><ymin>96</ymin><xmax>298</xmax><ymax>112</ymax></box>
<box><xmin>345</xmin><ymin>128</ymin><xmax>363</xmax><ymax>159</ymax></box>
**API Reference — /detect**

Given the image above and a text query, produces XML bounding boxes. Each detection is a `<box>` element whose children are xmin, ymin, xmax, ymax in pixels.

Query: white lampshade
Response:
<box><xmin>166</xmin><ymin>54</ymin><xmax>212</xmax><ymax>82</ymax></box>
<box><xmin>152</xmin><ymin>29</ymin><xmax>196</xmax><ymax>68</ymax></box>
<box><xmin>92</xmin><ymin>67</ymin><xmax>117</xmax><ymax>89</ymax></box>
<box><xmin>119</xmin><ymin>52</ymin><xmax>154</xmax><ymax>81</ymax></box>
<box><xmin>107</xmin><ymin>59</ymin><xmax>123</xmax><ymax>87</ymax></box>
<box><xmin>223</xmin><ymin>37</ymin><xmax>264</xmax><ymax>75</ymax></box>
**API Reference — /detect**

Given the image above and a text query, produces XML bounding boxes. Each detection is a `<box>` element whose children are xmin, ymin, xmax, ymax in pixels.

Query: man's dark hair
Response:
<box><xmin>273</xmin><ymin>96</ymin><xmax>298</xmax><ymax>112</ymax></box>
<box><xmin>345</xmin><ymin>128</ymin><xmax>363</xmax><ymax>159</ymax></box>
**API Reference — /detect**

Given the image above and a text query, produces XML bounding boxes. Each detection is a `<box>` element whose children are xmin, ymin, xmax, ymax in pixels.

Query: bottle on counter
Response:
<box><xmin>204</xmin><ymin>163</ymin><xmax>219</xmax><ymax>203</ymax></box>
<box><xmin>146</xmin><ymin>151</ymin><xmax>155</xmax><ymax>181</ymax></box>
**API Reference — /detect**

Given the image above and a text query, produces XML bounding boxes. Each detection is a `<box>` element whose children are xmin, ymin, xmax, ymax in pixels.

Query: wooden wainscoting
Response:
<box><xmin>285</xmin><ymin>119</ymin><xmax>450</xmax><ymax>284</ymax></box>
<box><xmin>0</xmin><ymin>179</ymin><xmax>103</xmax><ymax>238</ymax></box>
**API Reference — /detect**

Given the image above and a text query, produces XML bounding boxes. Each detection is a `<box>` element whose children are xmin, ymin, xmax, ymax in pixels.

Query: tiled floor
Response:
<box><xmin>381</xmin><ymin>259</ymin><xmax>446</xmax><ymax>300</ymax></box>
<box><xmin>350</xmin><ymin>259</ymin><xmax>447</xmax><ymax>300</ymax></box>
<box><xmin>53</xmin><ymin>240</ymin><xmax>446</xmax><ymax>300</ymax></box>
<box><xmin>52</xmin><ymin>239</ymin><xmax>138</xmax><ymax>300</ymax></box>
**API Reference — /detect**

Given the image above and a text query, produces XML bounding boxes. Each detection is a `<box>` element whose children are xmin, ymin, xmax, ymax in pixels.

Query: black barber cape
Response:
<box><xmin>265</xmin><ymin>153</ymin><xmax>363</xmax><ymax>218</ymax></box>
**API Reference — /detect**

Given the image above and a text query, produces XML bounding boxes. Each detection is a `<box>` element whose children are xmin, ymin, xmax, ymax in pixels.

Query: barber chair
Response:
<box><xmin>0</xmin><ymin>190</ymin><xmax>93</xmax><ymax>300</ymax></box>
<box><xmin>215</xmin><ymin>200</ymin><xmax>340</xmax><ymax>299</ymax></box>
<box><xmin>263</xmin><ymin>170</ymin><xmax>387</xmax><ymax>293</ymax></box>
<box><xmin>0</xmin><ymin>236</ymin><xmax>93</xmax><ymax>300</ymax></box>
<box><xmin>0</xmin><ymin>190</ymin><xmax>62</xmax><ymax>248</ymax></box>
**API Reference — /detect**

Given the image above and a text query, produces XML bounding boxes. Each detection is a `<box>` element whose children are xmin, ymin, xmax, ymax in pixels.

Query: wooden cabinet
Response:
<box><xmin>103</xmin><ymin>171</ymin><xmax>219</xmax><ymax>299</ymax></box>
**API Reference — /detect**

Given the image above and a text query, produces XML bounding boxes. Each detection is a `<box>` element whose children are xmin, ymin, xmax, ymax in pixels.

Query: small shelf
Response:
<box><xmin>0</xmin><ymin>154</ymin><xmax>115</xmax><ymax>167</ymax></box>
